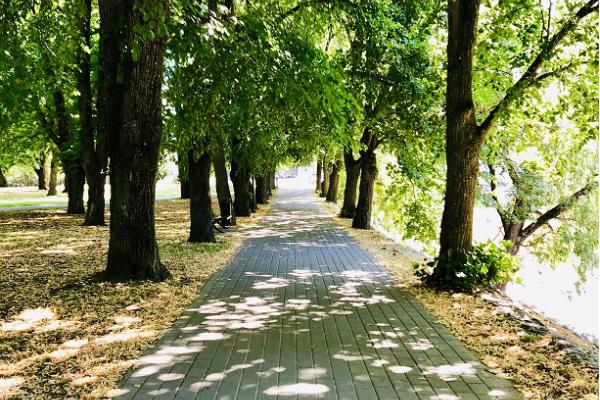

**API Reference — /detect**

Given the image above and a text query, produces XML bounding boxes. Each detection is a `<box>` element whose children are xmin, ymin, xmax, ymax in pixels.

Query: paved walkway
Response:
<box><xmin>115</xmin><ymin>183</ymin><xmax>519</xmax><ymax>400</ymax></box>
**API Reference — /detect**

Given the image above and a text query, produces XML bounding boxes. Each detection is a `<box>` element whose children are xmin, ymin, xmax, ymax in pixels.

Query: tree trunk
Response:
<box><xmin>437</xmin><ymin>0</ymin><xmax>482</xmax><ymax>264</ymax></box>
<box><xmin>256</xmin><ymin>175</ymin><xmax>267</xmax><ymax>204</ymax></box>
<box><xmin>320</xmin><ymin>159</ymin><xmax>329</xmax><ymax>197</ymax></box>
<box><xmin>270</xmin><ymin>171</ymin><xmax>276</xmax><ymax>190</ymax></box>
<box><xmin>230</xmin><ymin>159</ymin><xmax>251</xmax><ymax>217</ymax></box>
<box><xmin>249</xmin><ymin>178</ymin><xmax>257</xmax><ymax>212</ymax></box>
<box><xmin>316</xmin><ymin>159</ymin><xmax>322</xmax><ymax>192</ymax></box>
<box><xmin>326</xmin><ymin>159</ymin><xmax>342</xmax><ymax>203</ymax></box>
<box><xmin>65</xmin><ymin>161</ymin><xmax>85</xmax><ymax>214</ymax></box>
<box><xmin>340</xmin><ymin>150</ymin><xmax>361</xmax><ymax>218</ymax></box>
<box><xmin>47</xmin><ymin>152</ymin><xmax>59</xmax><ymax>196</ymax></box>
<box><xmin>188</xmin><ymin>150</ymin><xmax>216</xmax><ymax>243</ymax></box>
<box><xmin>213</xmin><ymin>137</ymin><xmax>235</xmax><ymax>224</ymax></box>
<box><xmin>178</xmin><ymin>153</ymin><xmax>190</xmax><ymax>199</ymax></box>
<box><xmin>34</xmin><ymin>153</ymin><xmax>47</xmax><ymax>190</ymax></box>
<box><xmin>503</xmin><ymin>222</ymin><xmax>524</xmax><ymax>256</ymax></box>
<box><xmin>0</xmin><ymin>170</ymin><xmax>7</xmax><ymax>187</ymax></box>
<box><xmin>352</xmin><ymin>150</ymin><xmax>377</xmax><ymax>229</ymax></box>
<box><xmin>84</xmin><ymin>173</ymin><xmax>106</xmax><ymax>225</ymax></box>
<box><xmin>79</xmin><ymin>0</ymin><xmax>107</xmax><ymax>226</ymax></box>
<box><xmin>102</xmin><ymin>0</ymin><xmax>169</xmax><ymax>281</ymax></box>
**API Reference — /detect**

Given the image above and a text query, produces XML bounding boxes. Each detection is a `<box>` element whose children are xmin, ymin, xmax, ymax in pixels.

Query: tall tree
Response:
<box><xmin>188</xmin><ymin>148</ymin><xmax>216</xmax><ymax>243</ymax></box>
<box><xmin>102</xmin><ymin>0</ymin><xmax>170</xmax><ymax>281</ymax></box>
<box><xmin>437</xmin><ymin>0</ymin><xmax>598</xmax><ymax>269</ymax></box>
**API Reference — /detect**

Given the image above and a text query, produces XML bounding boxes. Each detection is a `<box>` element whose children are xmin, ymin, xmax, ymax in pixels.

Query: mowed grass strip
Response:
<box><xmin>0</xmin><ymin>199</ymin><xmax>262</xmax><ymax>398</ymax></box>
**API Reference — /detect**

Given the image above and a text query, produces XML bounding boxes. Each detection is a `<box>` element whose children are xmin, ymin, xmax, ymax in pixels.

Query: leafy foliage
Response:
<box><xmin>416</xmin><ymin>241</ymin><xmax>520</xmax><ymax>290</ymax></box>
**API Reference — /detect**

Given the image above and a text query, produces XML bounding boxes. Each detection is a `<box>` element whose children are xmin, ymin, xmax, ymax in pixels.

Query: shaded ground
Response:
<box><xmin>115</xmin><ymin>184</ymin><xmax>518</xmax><ymax>400</ymax></box>
<box><xmin>0</xmin><ymin>199</ymin><xmax>265</xmax><ymax>398</ymax></box>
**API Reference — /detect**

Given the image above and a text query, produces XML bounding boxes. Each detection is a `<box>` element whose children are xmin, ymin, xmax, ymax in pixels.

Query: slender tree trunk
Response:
<box><xmin>340</xmin><ymin>150</ymin><xmax>361</xmax><ymax>218</ymax></box>
<box><xmin>326</xmin><ymin>159</ymin><xmax>342</xmax><ymax>202</ymax></box>
<box><xmin>34</xmin><ymin>153</ymin><xmax>47</xmax><ymax>190</ymax></box>
<box><xmin>213</xmin><ymin>137</ymin><xmax>235</xmax><ymax>224</ymax></box>
<box><xmin>230</xmin><ymin>159</ymin><xmax>251</xmax><ymax>217</ymax></box>
<box><xmin>0</xmin><ymin>170</ymin><xmax>7</xmax><ymax>187</ymax></box>
<box><xmin>178</xmin><ymin>153</ymin><xmax>190</xmax><ymax>199</ymax></box>
<box><xmin>103</xmin><ymin>0</ymin><xmax>169</xmax><ymax>281</ymax></box>
<box><xmin>256</xmin><ymin>175</ymin><xmax>267</xmax><ymax>204</ymax></box>
<box><xmin>316</xmin><ymin>159</ymin><xmax>322</xmax><ymax>192</ymax></box>
<box><xmin>352</xmin><ymin>150</ymin><xmax>377</xmax><ymax>229</ymax></box>
<box><xmin>188</xmin><ymin>150</ymin><xmax>216</xmax><ymax>243</ymax></box>
<box><xmin>47</xmin><ymin>152</ymin><xmax>59</xmax><ymax>196</ymax></box>
<box><xmin>79</xmin><ymin>0</ymin><xmax>107</xmax><ymax>226</ymax></box>
<box><xmin>437</xmin><ymin>0</ymin><xmax>482</xmax><ymax>265</ymax></box>
<box><xmin>249</xmin><ymin>178</ymin><xmax>257</xmax><ymax>212</ymax></box>
<box><xmin>320</xmin><ymin>159</ymin><xmax>329</xmax><ymax>197</ymax></box>
<box><xmin>270</xmin><ymin>171</ymin><xmax>276</xmax><ymax>190</ymax></box>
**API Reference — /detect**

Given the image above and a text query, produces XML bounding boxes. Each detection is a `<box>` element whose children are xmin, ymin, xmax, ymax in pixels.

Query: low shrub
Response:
<box><xmin>414</xmin><ymin>240</ymin><xmax>519</xmax><ymax>291</ymax></box>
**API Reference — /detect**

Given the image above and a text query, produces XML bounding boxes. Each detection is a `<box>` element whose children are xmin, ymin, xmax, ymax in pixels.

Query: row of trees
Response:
<box><xmin>1</xmin><ymin>0</ymin><xmax>597</xmax><ymax>284</ymax></box>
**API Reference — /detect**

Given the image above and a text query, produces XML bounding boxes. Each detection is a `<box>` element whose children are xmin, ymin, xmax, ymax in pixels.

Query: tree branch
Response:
<box><xmin>476</xmin><ymin>0</ymin><xmax>598</xmax><ymax>139</ymax></box>
<box><xmin>519</xmin><ymin>179</ymin><xmax>598</xmax><ymax>242</ymax></box>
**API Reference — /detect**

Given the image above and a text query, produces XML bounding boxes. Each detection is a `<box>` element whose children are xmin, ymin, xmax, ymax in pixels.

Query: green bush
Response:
<box><xmin>414</xmin><ymin>240</ymin><xmax>519</xmax><ymax>291</ymax></box>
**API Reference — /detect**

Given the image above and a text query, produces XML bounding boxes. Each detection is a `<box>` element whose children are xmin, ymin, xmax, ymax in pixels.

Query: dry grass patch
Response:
<box><xmin>0</xmin><ymin>199</ymin><xmax>269</xmax><ymax>399</ymax></box>
<box><xmin>323</xmin><ymin>200</ymin><xmax>598</xmax><ymax>400</ymax></box>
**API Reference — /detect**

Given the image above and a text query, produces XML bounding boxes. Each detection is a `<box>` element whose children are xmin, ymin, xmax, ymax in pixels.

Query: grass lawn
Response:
<box><xmin>0</xmin><ymin>180</ymin><xmax>181</xmax><ymax>209</ymax></box>
<box><xmin>0</xmin><ymin>199</ymin><xmax>264</xmax><ymax>398</ymax></box>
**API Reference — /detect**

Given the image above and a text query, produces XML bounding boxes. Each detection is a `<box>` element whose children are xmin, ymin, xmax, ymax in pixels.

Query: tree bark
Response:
<box><xmin>256</xmin><ymin>175</ymin><xmax>267</xmax><ymax>204</ymax></box>
<box><xmin>102</xmin><ymin>0</ymin><xmax>169</xmax><ymax>281</ymax></box>
<box><xmin>320</xmin><ymin>159</ymin><xmax>329</xmax><ymax>197</ymax></box>
<box><xmin>188</xmin><ymin>150</ymin><xmax>216</xmax><ymax>243</ymax></box>
<box><xmin>79</xmin><ymin>0</ymin><xmax>107</xmax><ymax>226</ymax></box>
<box><xmin>34</xmin><ymin>153</ymin><xmax>47</xmax><ymax>190</ymax></box>
<box><xmin>47</xmin><ymin>152</ymin><xmax>59</xmax><ymax>196</ymax></box>
<box><xmin>230</xmin><ymin>158</ymin><xmax>251</xmax><ymax>217</ymax></box>
<box><xmin>316</xmin><ymin>159</ymin><xmax>322</xmax><ymax>192</ymax></box>
<box><xmin>437</xmin><ymin>0</ymin><xmax>482</xmax><ymax>265</ymax></box>
<box><xmin>178</xmin><ymin>153</ymin><xmax>190</xmax><ymax>199</ymax></box>
<box><xmin>340</xmin><ymin>150</ymin><xmax>361</xmax><ymax>218</ymax></box>
<box><xmin>0</xmin><ymin>170</ymin><xmax>7</xmax><ymax>187</ymax></box>
<box><xmin>250</xmin><ymin>178</ymin><xmax>257</xmax><ymax>212</ymax></box>
<box><xmin>65</xmin><ymin>162</ymin><xmax>86</xmax><ymax>214</ymax></box>
<box><xmin>352</xmin><ymin>149</ymin><xmax>377</xmax><ymax>229</ymax></box>
<box><xmin>326</xmin><ymin>159</ymin><xmax>342</xmax><ymax>202</ymax></box>
<box><xmin>213</xmin><ymin>137</ymin><xmax>235</xmax><ymax>224</ymax></box>
<box><xmin>270</xmin><ymin>171</ymin><xmax>276</xmax><ymax>190</ymax></box>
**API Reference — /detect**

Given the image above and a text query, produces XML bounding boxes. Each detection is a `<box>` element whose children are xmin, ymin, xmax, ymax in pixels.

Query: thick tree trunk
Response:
<box><xmin>47</xmin><ymin>153</ymin><xmax>59</xmax><ymax>196</ymax></box>
<box><xmin>326</xmin><ymin>160</ymin><xmax>342</xmax><ymax>202</ymax></box>
<box><xmin>213</xmin><ymin>138</ymin><xmax>235</xmax><ymax>224</ymax></box>
<box><xmin>230</xmin><ymin>159</ymin><xmax>251</xmax><ymax>217</ymax></box>
<box><xmin>79</xmin><ymin>0</ymin><xmax>107</xmax><ymax>226</ymax></box>
<box><xmin>316</xmin><ymin>160</ymin><xmax>322</xmax><ymax>192</ymax></box>
<box><xmin>102</xmin><ymin>0</ymin><xmax>169</xmax><ymax>281</ymax></box>
<box><xmin>352</xmin><ymin>150</ymin><xmax>377</xmax><ymax>229</ymax></box>
<box><xmin>178</xmin><ymin>154</ymin><xmax>190</xmax><ymax>199</ymax></box>
<box><xmin>256</xmin><ymin>175</ymin><xmax>267</xmax><ymax>204</ymax></box>
<box><xmin>438</xmin><ymin>0</ymin><xmax>482</xmax><ymax>264</ymax></box>
<box><xmin>188</xmin><ymin>150</ymin><xmax>215</xmax><ymax>243</ymax></box>
<box><xmin>320</xmin><ymin>159</ymin><xmax>329</xmax><ymax>197</ymax></box>
<box><xmin>84</xmin><ymin>173</ymin><xmax>106</xmax><ymax>225</ymax></box>
<box><xmin>65</xmin><ymin>161</ymin><xmax>85</xmax><ymax>214</ymax></box>
<box><xmin>0</xmin><ymin>170</ymin><xmax>7</xmax><ymax>187</ymax></box>
<box><xmin>34</xmin><ymin>153</ymin><xmax>47</xmax><ymax>190</ymax></box>
<box><xmin>340</xmin><ymin>150</ymin><xmax>361</xmax><ymax>218</ymax></box>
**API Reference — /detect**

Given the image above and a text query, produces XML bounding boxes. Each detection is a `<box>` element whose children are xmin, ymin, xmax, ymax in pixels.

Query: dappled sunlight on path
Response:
<box><xmin>115</xmin><ymin>182</ymin><xmax>519</xmax><ymax>399</ymax></box>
